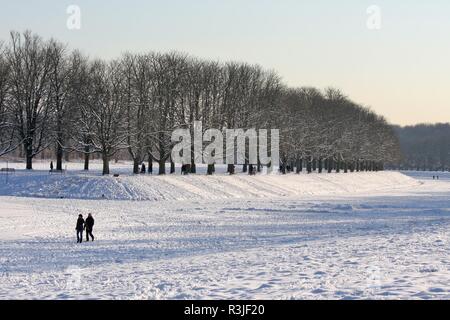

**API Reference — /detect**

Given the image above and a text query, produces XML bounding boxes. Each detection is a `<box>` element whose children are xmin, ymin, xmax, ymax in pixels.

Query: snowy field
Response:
<box><xmin>1</xmin><ymin>161</ymin><xmax>450</xmax><ymax>300</ymax></box>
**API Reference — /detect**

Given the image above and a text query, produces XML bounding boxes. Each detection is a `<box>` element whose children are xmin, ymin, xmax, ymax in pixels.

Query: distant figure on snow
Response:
<box><xmin>76</xmin><ymin>214</ymin><xmax>85</xmax><ymax>243</ymax></box>
<box><xmin>141</xmin><ymin>163</ymin><xmax>146</xmax><ymax>174</ymax></box>
<box><xmin>85</xmin><ymin>213</ymin><xmax>95</xmax><ymax>242</ymax></box>
<box><xmin>50</xmin><ymin>161</ymin><xmax>54</xmax><ymax>171</ymax></box>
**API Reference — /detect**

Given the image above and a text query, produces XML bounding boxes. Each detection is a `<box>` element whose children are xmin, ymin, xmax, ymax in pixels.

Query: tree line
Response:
<box><xmin>393</xmin><ymin>124</ymin><xmax>450</xmax><ymax>171</ymax></box>
<box><xmin>0</xmin><ymin>31</ymin><xmax>401</xmax><ymax>175</ymax></box>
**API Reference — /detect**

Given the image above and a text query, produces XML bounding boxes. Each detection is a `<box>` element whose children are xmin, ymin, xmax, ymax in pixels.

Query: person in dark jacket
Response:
<box><xmin>76</xmin><ymin>214</ymin><xmax>85</xmax><ymax>243</ymax></box>
<box><xmin>85</xmin><ymin>213</ymin><xmax>95</xmax><ymax>242</ymax></box>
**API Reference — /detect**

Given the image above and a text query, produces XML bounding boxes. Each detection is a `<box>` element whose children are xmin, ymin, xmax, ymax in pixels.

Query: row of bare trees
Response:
<box><xmin>277</xmin><ymin>87</ymin><xmax>401</xmax><ymax>174</ymax></box>
<box><xmin>0</xmin><ymin>31</ymin><xmax>400</xmax><ymax>175</ymax></box>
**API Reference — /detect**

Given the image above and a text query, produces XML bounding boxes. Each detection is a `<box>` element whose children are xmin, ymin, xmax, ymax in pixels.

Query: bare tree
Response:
<box><xmin>82</xmin><ymin>60</ymin><xmax>128</xmax><ymax>175</ymax></box>
<box><xmin>66</xmin><ymin>51</ymin><xmax>93</xmax><ymax>170</ymax></box>
<box><xmin>120</xmin><ymin>54</ymin><xmax>153</xmax><ymax>174</ymax></box>
<box><xmin>149</xmin><ymin>52</ymin><xmax>188</xmax><ymax>175</ymax></box>
<box><xmin>6</xmin><ymin>31</ymin><xmax>52</xmax><ymax>169</ymax></box>
<box><xmin>0</xmin><ymin>41</ymin><xmax>19</xmax><ymax>156</ymax></box>
<box><xmin>47</xmin><ymin>39</ymin><xmax>74</xmax><ymax>170</ymax></box>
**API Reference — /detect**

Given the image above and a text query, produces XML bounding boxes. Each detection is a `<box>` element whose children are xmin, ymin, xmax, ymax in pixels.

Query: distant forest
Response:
<box><xmin>394</xmin><ymin>123</ymin><xmax>450</xmax><ymax>171</ymax></box>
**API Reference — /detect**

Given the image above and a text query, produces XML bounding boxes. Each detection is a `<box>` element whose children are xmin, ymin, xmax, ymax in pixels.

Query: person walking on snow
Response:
<box><xmin>85</xmin><ymin>213</ymin><xmax>95</xmax><ymax>242</ymax></box>
<box><xmin>76</xmin><ymin>214</ymin><xmax>85</xmax><ymax>243</ymax></box>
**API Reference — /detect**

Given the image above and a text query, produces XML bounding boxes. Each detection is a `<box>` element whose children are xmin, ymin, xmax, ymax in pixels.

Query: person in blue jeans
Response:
<box><xmin>76</xmin><ymin>214</ymin><xmax>85</xmax><ymax>243</ymax></box>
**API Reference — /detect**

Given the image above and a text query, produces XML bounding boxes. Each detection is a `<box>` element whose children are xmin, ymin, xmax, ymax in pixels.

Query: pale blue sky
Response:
<box><xmin>1</xmin><ymin>0</ymin><xmax>449</xmax><ymax>125</ymax></box>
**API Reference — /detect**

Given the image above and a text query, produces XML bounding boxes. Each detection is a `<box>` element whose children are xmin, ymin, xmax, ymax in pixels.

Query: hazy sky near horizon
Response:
<box><xmin>1</xmin><ymin>0</ymin><xmax>449</xmax><ymax>126</ymax></box>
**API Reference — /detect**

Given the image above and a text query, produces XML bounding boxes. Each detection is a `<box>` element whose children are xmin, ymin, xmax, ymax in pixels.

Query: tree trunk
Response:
<box><xmin>306</xmin><ymin>159</ymin><xmax>312</xmax><ymax>174</ymax></box>
<box><xmin>207</xmin><ymin>164</ymin><xmax>214</xmax><ymax>175</ymax></box>
<box><xmin>295</xmin><ymin>158</ymin><xmax>301</xmax><ymax>174</ymax></box>
<box><xmin>25</xmin><ymin>142</ymin><xmax>33</xmax><ymax>170</ymax></box>
<box><xmin>56</xmin><ymin>142</ymin><xmax>63</xmax><ymax>171</ymax></box>
<box><xmin>133</xmin><ymin>159</ymin><xmax>140</xmax><ymax>174</ymax></box>
<box><xmin>318</xmin><ymin>158</ymin><xmax>323</xmax><ymax>173</ymax></box>
<box><xmin>159</xmin><ymin>160</ymin><xmax>166</xmax><ymax>175</ymax></box>
<box><xmin>170</xmin><ymin>160</ymin><xmax>175</xmax><ymax>174</ymax></box>
<box><xmin>102</xmin><ymin>153</ymin><xmax>110</xmax><ymax>175</ymax></box>
<box><xmin>26</xmin><ymin>154</ymin><xmax>33</xmax><ymax>170</ymax></box>
<box><xmin>84</xmin><ymin>146</ymin><xmax>90</xmax><ymax>171</ymax></box>
<box><xmin>190</xmin><ymin>143</ymin><xmax>196</xmax><ymax>174</ymax></box>
<box><xmin>148</xmin><ymin>155</ymin><xmax>153</xmax><ymax>174</ymax></box>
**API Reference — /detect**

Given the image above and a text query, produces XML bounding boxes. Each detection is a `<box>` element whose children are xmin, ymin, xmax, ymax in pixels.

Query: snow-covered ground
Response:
<box><xmin>0</xmin><ymin>160</ymin><xmax>419</xmax><ymax>201</ymax></box>
<box><xmin>1</xmin><ymin>161</ymin><xmax>450</xmax><ymax>300</ymax></box>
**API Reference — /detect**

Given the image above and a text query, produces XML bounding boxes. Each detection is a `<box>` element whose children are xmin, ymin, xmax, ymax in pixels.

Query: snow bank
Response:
<box><xmin>0</xmin><ymin>170</ymin><xmax>419</xmax><ymax>201</ymax></box>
